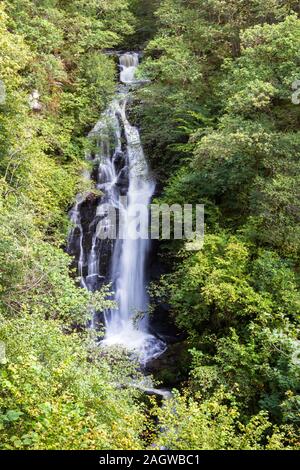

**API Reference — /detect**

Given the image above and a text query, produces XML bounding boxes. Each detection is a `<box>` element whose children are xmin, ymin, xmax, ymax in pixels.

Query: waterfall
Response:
<box><xmin>68</xmin><ymin>52</ymin><xmax>166</xmax><ymax>364</ymax></box>
<box><xmin>119</xmin><ymin>52</ymin><xmax>139</xmax><ymax>84</ymax></box>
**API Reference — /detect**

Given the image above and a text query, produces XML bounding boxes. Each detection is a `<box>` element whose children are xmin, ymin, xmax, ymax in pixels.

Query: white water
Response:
<box><xmin>69</xmin><ymin>53</ymin><xmax>166</xmax><ymax>364</ymax></box>
<box><xmin>102</xmin><ymin>53</ymin><xmax>166</xmax><ymax>364</ymax></box>
<box><xmin>68</xmin><ymin>192</ymin><xmax>89</xmax><ymax>290</ymax></box>
<box><xmin>119</xmin><ymin>52</ymin><xmax>139</xmax><ymax>84</ymax></box>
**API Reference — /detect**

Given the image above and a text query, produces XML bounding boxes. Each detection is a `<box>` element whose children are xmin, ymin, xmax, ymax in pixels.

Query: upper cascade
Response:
<box><xmin>119</xmin><ymin>52</ymin><xmax>140</xmax><ymax>84</ymax></box>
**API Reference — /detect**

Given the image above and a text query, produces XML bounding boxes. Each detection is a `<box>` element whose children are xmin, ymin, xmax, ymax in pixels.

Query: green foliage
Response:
<box><xmin>165</xmin><ymin>234</ymin><xmax>299</xmax><ymax>331</ymax></box>
<box><xmin>1</xmin><ymin>0</ymin><xmax>300</xmax><ymax>451</ymax></box>
<box><xmin>157</xmin><ymin>232</ymin><xmax>300</xmax><ymax>422</ymax></box>
<box><xmin>155</xmin><ymin>389</ymin><xmax>289</xmax><ymax>450</ymax></box>
<box><xmin>0</xmin><ymin>0</ymin><xmax>145</xmax><ymax>451</ymax></box>
<box><xmin>127</xmin><ymin>0</ymin><xmax>159</xmax><ymax>47</ymax></box>
<box><xmin>141</xmin><ymin>1</ymin><xmax>300</xmax><ymax>448</ymax></box>
<box><xmin>191</xmin><ymin>15</ymin><xmax>300</xmax><ymax>255</ymax></box>
<box><xmin>1</xmin><ymin>0</ymin><xmax>135</xmax><ymax>164</ymax></box>
<box><xmin>135</xmin><ymin>1</ymin><xmax>300</xmax><ymax>180</ymax></box>
<box><xmin>0</xmin><ymin>312</ymin><xmax>144</xmax><ymax>450</ymax></box>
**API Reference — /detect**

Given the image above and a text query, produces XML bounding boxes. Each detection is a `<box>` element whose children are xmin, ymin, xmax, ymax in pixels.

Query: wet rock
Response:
<box><xmin>146</xmin><ymin>341</ymin><xmax>189</xmax><ymax>388</ymax></box>
<box><xmin>116</xmin><ymin>166</ymin><xmax>129</xmax><ymax>193</ymax></box>
<box><xmin>113</xmin><ymin>151</ymin><xmax>126</xmax><ymax>173</ymax></box>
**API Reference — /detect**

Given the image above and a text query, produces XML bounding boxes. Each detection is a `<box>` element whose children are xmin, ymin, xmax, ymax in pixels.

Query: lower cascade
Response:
<box><xmin>68</xmin><ymin>52</ymin><xmax>166</xmax><ymax>365</ymax></box>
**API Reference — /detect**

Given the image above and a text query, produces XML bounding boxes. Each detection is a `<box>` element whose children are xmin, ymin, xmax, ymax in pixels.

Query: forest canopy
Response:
<box><xmin>0</xmin><ymin>0</ymin><xmax>299</xmax><ymax>450</ymax></box>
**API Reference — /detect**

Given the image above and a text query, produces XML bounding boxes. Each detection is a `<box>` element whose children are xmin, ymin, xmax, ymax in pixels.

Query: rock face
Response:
<box><xmin>67</xmin><ymin>190</ymin><xmax>115</xmax><ymax>292</ymax></box>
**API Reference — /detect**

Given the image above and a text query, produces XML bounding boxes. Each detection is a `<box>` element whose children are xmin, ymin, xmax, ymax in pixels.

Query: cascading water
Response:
<box><xmin>119</xmin><ymin>52</ymin><xmax>139</xmax><ymax>84</ymax></box>
<box><xmin>68</xmin><ymin>52</ymin><xmax>166</xmax><ymax>365</ymax></box>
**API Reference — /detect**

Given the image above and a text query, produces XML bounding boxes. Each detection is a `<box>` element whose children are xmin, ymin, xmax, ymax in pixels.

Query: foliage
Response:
<box><xmin>142</xmin><ymin>0</ymin><xmax>300</xmax><ymax>449</ymax></box>
<box><xmin>0</xmin><ymin>0</ymin><xmax>300</xmax><ymax>451</ymax></box>
<box><xmin>154</xmin><ymin>389</ymin><xmax>289</xmax><ymax>450</ymax></box>
<box><xmin>0</xmin><ymin>0</ymin><xmax>144</xmax><ymax>451</ymax></box>
<box><xmin>0</xmin><ymin>312</ymin><xmax>144</xmax><ymax>450</ymax></box>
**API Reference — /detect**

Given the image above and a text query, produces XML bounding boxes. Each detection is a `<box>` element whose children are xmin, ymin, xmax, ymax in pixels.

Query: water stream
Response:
<box><xmin>68</xmin><ymin>52</ymin><xmax>166</xmax><ymax>365</ymax></box>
